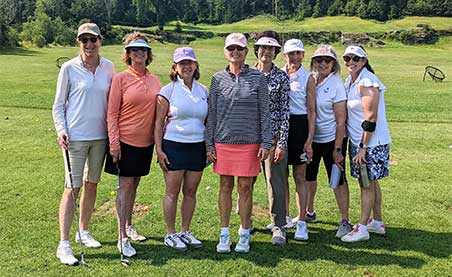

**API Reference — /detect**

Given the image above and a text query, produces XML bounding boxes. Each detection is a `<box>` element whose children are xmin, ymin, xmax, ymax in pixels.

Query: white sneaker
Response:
<box><xmin>266</xmin><ymin>222</ymin><xmax>275</xmax><ymax>231</ymax></box>
<box><xmin>56</xmin><ymin>244</ymin><xmax>79</xmax><ymax>266</ymax></box>
<box><xmin>367</xmin><ymin>218</ymin><xmax>386</xmax><ymax>235</ymax></box>
<box><xmin>179</xmin><ymin>231</ymin><xmax>203</xmax><ymax>248</ymax></box>
<box><xmin>234</xmin><ymin>233</ymin><xmax>250</xmax><ymax>253</ymax></box>
<box><xmin>216</xmin><ymin>233</ymin><xmax>231</xmax><ymax>253</ymax></box>
<box><xmin>341</xmin><ymin>224</ymin><xmax>370</xmax><ymax>242</ymax></box>
<box><xmin>75</xmin><ymin>230</ymin><xmax>101</xmax><ymax>248</ymax></box>
<box><xmin>164</xmin><ymin>233</ymin><xmax>187</xmax><ymax>251</ymax></box>
<box><xmin>126</xmin><ymin>225</ymin><xmax>147</xmax><ymax>242</ymax></box>
<box><xmin>117</xmin><ymin>238</ymin><xmax>136</xmax><ymax>257</ymax></box>
<box><xmin>284</xmin><ymin>216</ymin><xmax>294</xmax><ymax>229</ymax></box>
<box><xmin>294</xmin><ymin>220</ymin><xmax>309</xmax><ymax>241</ymax></box>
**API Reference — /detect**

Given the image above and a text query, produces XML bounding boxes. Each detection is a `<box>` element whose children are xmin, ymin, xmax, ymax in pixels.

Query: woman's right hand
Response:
<box><xmin>207</xmin><ymin>150</ymin><xmax>217</xmax><ymax>163</ymax></box>
<box><xmin>157</xmin><ymin>149</ymin><xmax>170</xmax><ymax>172</ymax></box>
<box><xmin>57</xmin><ymin>131</ymin><xmax>69</xmax><ymax>150</ymax></box>
<box><xmin>110</xmin><ymin>149</ymin><xmax>121</xmax><ymax>164</ymax></box>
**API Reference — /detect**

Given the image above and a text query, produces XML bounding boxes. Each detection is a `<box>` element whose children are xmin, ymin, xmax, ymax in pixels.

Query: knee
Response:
<box><xmin>83</xmin><ymin>182</ymin><xmax>97</xmax><ymax>192</ymax></box>
<box><xmin>237</xmin><ymin>184</ymin><xmax>252</xmax><ymax>198</ymax></box>
<box><xmin>183</xmin><ymin>187</ymin><xmax>197</xmax><ymax>199</ymax></box>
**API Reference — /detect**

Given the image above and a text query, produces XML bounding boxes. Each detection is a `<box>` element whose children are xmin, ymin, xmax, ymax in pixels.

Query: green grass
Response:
<box><xmin>127</xmin><ymin>15</ymin><xmax>452</xmax><ymax>34</ymax></box>
<box><xmin>1</xmin><ymin>27</ymin><xmax>452</xmax><ymax>276</ymax></box>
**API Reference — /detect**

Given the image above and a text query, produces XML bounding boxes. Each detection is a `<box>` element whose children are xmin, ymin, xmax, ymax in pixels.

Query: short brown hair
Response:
<box><xmin>253</xmin><ymin>30</ymin><xmax>282</xmax><ymax>58</ymax></box>
<box><xmin>169</xmin><ymin>62</ymin><xmax>200</xmax><ymax>82</ymax></box>
<box><xmin>122</xmin><ymin>32</ymin><xmax>153</xmax><ymax>66</ymax></box>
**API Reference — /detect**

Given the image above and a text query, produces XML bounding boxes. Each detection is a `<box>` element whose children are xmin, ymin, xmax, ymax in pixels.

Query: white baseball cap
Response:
<box><xmin>255</xmin><ymin>37</ymin><xmax>281</xmax><ymax>48</ymax></box>
<box><xmin>343</xmin><ymin>45</ymin><xmax>367</xmax><ymax>58</ymax></box>
<box><xmin>224</xmin><ymin>33</ymin><xmax>247</xmax><ymax>49</ymax></box>
<box><xmin>283</xmin><ymin>39</ymin><xmax>304</xmax><ymax>54</ymax></box>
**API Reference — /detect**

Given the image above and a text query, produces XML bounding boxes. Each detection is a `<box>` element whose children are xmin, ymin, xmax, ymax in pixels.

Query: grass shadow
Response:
<box><xmin>0</xmin><ymin>47</ymin><xmax>40</xmax><ymax>56</ymax></box>
<box><xmin>86</xmin><ymin>225</ymin><xmax>452</xmax><ymax>270</ymax></box>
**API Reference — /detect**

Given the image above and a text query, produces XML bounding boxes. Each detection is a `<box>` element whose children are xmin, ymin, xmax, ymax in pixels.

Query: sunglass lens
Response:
<box><xmin>80</xmin><ymin>37</ymin><xmax>98</xmax><ymax>43</ymax></box>
<box><xmin>344</xmin><ymin>56</ymin><xmax>361</xmax><ymax>62</ymax></box>
<box><xmin>130</xmin><ymin>47</ymin><xmax>146</xmax><ymax>52</ymax></box>
<box><xmin>227</xmin><ymin>46</ymin><xmax>244</xmax><ymax>51</ymax></box>
<box><xmin>353</xmin><ymin>56</ymin><xmax>361</xmax><ymax>62</ymax></box>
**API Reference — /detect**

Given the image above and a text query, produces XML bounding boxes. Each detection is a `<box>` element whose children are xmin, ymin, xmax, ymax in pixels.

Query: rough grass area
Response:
<box><xmin>0</xmin><ymin>29</ymin><xmax>451</xmax><ymax>276</ymax></box>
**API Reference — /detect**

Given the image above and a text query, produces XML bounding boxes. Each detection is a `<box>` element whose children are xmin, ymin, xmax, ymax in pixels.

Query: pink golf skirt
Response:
<box><xmin>213</xmin><ymin>143</ymin><xmax>260</xmax><ymax>177</ymax></box>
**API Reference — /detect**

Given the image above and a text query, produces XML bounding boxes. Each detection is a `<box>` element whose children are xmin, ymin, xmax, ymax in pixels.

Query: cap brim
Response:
<box><xmin>224</xmin><ymin>43</ymin><xmax>247</xmax><ymax>49</ymax></box>
<box><xmin>174</xmin><ymin>57</ymin><xmax>197</xmax><ymax>63</ymax></box>
<box><xmin>78</xmin><ymin>31</ymin><xmax>100</xmax><ymax>38</ymax></box>
<box><xmin>125</xmin><ymin>41</ymin><xmax>151</xmax><ymax>49</ymax></box>
<box><xmin>283</xmin><ymin>47</ymin><xmax>304</xmax><ymax>54</ymax></box>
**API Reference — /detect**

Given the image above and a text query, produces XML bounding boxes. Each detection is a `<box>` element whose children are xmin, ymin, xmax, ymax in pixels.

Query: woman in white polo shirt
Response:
<box><xmin>154</xmin><ymin>47</ymin><xmax>208</xmax><ymax>251</ymax></box>
<box><xmin>306</xmin><ymin>45</ymin><xmax>352</xmax><ymax>239</ymax></box>
<box><xmin>341</xmin><ymin>45</ymin><xmax>391</xmax><ymax>243</ymax></box>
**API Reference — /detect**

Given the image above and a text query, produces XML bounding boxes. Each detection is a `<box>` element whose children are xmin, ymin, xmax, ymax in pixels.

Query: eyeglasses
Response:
<box><xmin>343</xmin><ymin>55</ymin><xmax>362</xmax><ymax>62</ymax></box>
<box><xmin>313</xmin><ymin>57</ymin><xmax>333</xmax><ymax>64</ymax></box>
<box><xmin>79</xmin><ymin>36</ymin><xmax>98</xmax><ymax>44</ymax></box>
<box><xmin>129</xmin><ymin>47</ymin><xmax>148</xmax><ymax>52</ymax></box>
<box><xmin>226</xmin><ymin>45</ymin><xmax>246</xmax><ymax>52</ymax></box>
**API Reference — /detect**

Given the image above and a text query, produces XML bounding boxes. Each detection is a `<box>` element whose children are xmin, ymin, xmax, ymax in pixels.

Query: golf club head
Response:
<box><xmin>121</xmin><ymin>259</ymin><xmax>130</xmax><ymax>267</ymax></box>
<box><xmin>80</xmin><ymin>259</ymin><xmax>88</xmax><ymax>266</ymax></box>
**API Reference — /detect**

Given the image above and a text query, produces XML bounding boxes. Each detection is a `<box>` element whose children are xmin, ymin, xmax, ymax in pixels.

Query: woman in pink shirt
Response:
<box><xmin>105</xmin><ymin>32</ymin><xmax>161</xmax><ymax>257</ymax></box>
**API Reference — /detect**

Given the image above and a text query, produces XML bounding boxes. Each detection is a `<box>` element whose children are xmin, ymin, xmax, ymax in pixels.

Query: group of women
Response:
<box><xmin>52</xmin><ymin>23</ymin><xmax>391</xmax><ymax>265</ymax></box>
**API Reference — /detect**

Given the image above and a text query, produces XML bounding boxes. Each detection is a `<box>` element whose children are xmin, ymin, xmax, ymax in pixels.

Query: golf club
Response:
<box><xmin>116</xmin><ymin>163</ymin><xmax>130</xmax><ymax>267</ymax></box>
<box><xmin>64</xmin><ymin>149</ymin><xmax>87</xmax><ymax>266</ymax></box>
<box><xmin>56</xmin><ymin>56</ymin><xmax>70</xmax><ymax>68</ymax></box>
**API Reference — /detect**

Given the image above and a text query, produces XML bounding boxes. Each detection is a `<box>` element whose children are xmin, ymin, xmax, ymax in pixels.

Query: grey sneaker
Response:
<box><xmin>271</xmin><ymin>226</ymin><xmax>286</xmax><ymax>245</ymax></box>
<box><xmin>164</xmin><ymin>233</ymin><xmax>187</xmax><ymax>251</ymax></box>
<box><xmin>126</xmin><ymin>225</ymin><xmax>146</xmax><ymax>242</ymax></box>
<box><xmin>335</xmin><ymin>220</ymin><xmax>353</xmax><ymax>238</ymax></box>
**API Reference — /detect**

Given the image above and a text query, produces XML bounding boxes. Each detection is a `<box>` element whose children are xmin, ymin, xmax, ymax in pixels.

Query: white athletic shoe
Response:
<box><xmin>284</xmin><ymin>216</ymin><xmax>294</xmax><ymax>229</ymax></box>
<box><xmin>294</xmin><ymin>220</ymin><xmax>309</xmax><ymax>241</ymax></box>
<box><xmin>75</xmin><ymin>230</ymin><xmax>101</xmax><ymax>248</ymax></box>
<box><xmin>234</xmin><ymin>233</ymin><xmax>250</xmax><ymax>253</ymax></box>
<box><xmin>164</xmin><ymin>233</ymin><xmax>187</xmax><ymax>251</ymax></box>
<box><xmin>126</xmin><ymin>225</ymin><xmax>147</xmax><ymax>242</ymax></box>
<box><xmin>179</xmin><ymin>231</ymin><xmax>203</xmax><ymax>248</ymax></box>
<box><xmin>56</xmin><ymin>244</ymin><xmax>79</xmax><ymax>266</ymax></box>
<box><xmin>366</xmin><ymin>218</ymin><xmax>386</xmax><ymax>235</ymax></box>
<box><xmin>117</xmin><ymin>238</ymin><xmax>137</xmax><ymax>257</ymax></box>
<box><xmin>341</xmin><ymin>224</ymin><xmax>370</xmax><ymax>242</ymax></box>
<box><xmin>216</xmin><ymin>233</ymin><xmax>231</xmax><ymax>253</ymax></box>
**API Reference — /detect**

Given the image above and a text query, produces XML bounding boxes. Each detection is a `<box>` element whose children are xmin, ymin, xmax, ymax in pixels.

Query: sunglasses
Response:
<box><xmin>226</xmin><ymin>45</ymin><xmax>246</xmax><ymax>52</ymax></box>
<box><xmin>313</xmin><ymin>57</ymin><xmax>333</xmax><ymax>64</ymax></box>
<box><xmin>343</xmin><ymin>55</ymin><xmax>362</xmax><ymax>62</ymax></box>
<box><xmin>129</xmin><ymin>47</ymin><xmax>148</xmax><ymax>52</ymax></box>
<box><xmin>79</xmin><ymin>36</ymin><xmax>98</xmax><ymax>44</ymax></box>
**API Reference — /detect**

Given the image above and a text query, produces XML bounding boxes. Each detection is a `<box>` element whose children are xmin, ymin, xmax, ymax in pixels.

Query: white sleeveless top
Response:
<box><xmin>283</xmin><ymin>64</ymin><xmax>310</xmax><ymax>115</ymax></box>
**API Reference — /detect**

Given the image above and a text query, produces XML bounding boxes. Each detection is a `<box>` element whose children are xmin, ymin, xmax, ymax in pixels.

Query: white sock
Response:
<box><xmin>220</xmin><ymin>227</ymin><xmax>229</xmax><ymax>236</ymax></box>
<box><xmin>240</xmin><ymin>228</ymin><xmax>250</xmax><ymax>235</ymax></box>
<box><xmin>59</xmin><ymin>240</ymin><xmax>70</xmax><ymax>247</ymax></box>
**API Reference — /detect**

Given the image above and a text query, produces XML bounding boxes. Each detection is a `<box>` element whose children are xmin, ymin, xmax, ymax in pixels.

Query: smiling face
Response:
<box><xmin>343</xmin><ymin>55</ymin><xmax>366</xmax><ymax>75</ymax></box>
<box><xmin>257</xmin><ymin>45</ymin><xmax>276</xmax><ymax>65</ymax></box>
<box><xmin>224</xmin><ymin>44</ymin><xmax>248</xmax><ymax>65</ymax></box>
<box><xmin>127</xmin><ymin>47</ymin><xmax>149</xmax><ymax>66</ymax></box>
<box><xmin>313</xmin><ymin>56</ymin><xmax>335</xmax><ymax>77</ymax></box>
<box><xmin>284</xmin><ymin>50</ymin><xmax>304</xmax><ymax>68</ymax></box>
<box><xmin>78</xmin><ymin>34</ymin><xmax>101</xmax><ymax>58</ymax></box>
<box><xmin>175</xmin><ymin>59</ymin><xmax>197</xmax><ymax>81</ymax></box>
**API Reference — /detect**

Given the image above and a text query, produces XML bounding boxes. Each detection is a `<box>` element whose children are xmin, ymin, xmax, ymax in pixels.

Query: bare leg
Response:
<box><xmin>163</xmin><ymin>171</ymin><xmax>184</xmax><ymax>234</ymax></box>
<box><xmin>79</xmin><ymin>181</ymin><xmax>97</xmax><ymax>230</ymax></box>
<box><xmin>117</xmin><ymin>176</ymin><xmax>135</xmax><ymax>238</ymax></box>
<box><xmin>59</xmin><ymin>187</ymin><xmax>80</xmax><ymax>240</ymax></box>
<box><xmin>333</xmin><ymin>182</ymin><xmax>350</xmax><ymax>221</ymax></box>
<box><xmin>125</xmin><ymin>177</ymin><xmax>140</xmax><ymax>226</ymax></box>
<box><xmin>372</xmin><ymin>180</ymin><xmax>383</xmax><ymax>221</ymax></box>
<box><xmin>294</xmin><ymin>165</ymin><xmax>308</xmax><ymax>221</ymax></box>
<box><xmin>237</xmin><ymin>176</ymin><xmax>254</xmax><ymax>229</ymax></box>
<box><xmin>219</xmin><ymin>175</ymin><xmax>234</xmax><ymax>227</ymax></box>
<box><xmin>359</xmin><ymin>180</ymin><xmax>377</xmax><ymax>225</ymax></box>
<box><xmin>181</xmin><ymin>171</ymin><xmax>203</xmax><ymax>232</ymax></box>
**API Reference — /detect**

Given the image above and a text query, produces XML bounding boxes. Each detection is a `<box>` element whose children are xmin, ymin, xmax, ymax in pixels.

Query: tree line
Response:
<box><xmin>1</xmin><ymin>0</ymin><xmax>451</xmax><ymax>47</ymax></box>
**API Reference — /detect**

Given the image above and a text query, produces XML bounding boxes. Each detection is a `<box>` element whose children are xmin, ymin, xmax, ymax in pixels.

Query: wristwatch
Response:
<box><xmin>359</xmin><ymin>142</ymin><xmax>368</xmax><ymax>149</ymax></box>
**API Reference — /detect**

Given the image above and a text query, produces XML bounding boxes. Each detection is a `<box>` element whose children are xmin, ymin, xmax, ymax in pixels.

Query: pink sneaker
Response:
<box><xmin>341</xmin><ymin>224</ymin><xmax>370</xmax><ymax>242</ymax></box>
<box><xmin>367</xmin><ymin>218</ymin><xmax>386</xmax><ymax>235</ymax></box>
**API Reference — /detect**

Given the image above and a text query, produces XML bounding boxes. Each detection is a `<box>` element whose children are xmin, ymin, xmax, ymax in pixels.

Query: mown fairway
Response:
<box><xmin>0</xmin><ymin>33</ymin><xmax>451</xmax><ymax>276</ymax></box>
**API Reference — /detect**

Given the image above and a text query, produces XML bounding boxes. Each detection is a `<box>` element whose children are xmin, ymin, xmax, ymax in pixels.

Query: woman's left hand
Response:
<box><xmin>352</xmin><ymin>148</ymin><xmax>367</xmax><ymax>165</ymax></box>
<box><xmin>258</xmin><ymin>148</ymin><xmax>269</xmax><ymax>162</ymax></box>
<box><xmin>273</xmin><ymin>147</ymin><xmax>285</xmax><ymax>163</ymax></box>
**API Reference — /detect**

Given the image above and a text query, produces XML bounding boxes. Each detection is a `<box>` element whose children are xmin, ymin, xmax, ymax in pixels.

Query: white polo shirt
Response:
<box><xmin>52</xmin><ymin>55</ymin><xmax>115</xmax><ymax>141</ymax></box>
<box><xmin>345</xmin><ymin>68</ymin><xmax>391</xmax><ymax>147</ymax></box>
<box><xmin>313</xmin><ymin>73</ymin><xmax>347</xmax><ymax>143</ymax></box>
<box><xmin>282</xmin><ymin>64</ymin><xmax>310</xmax><ymax>115</ymax></box>
<box><xmin>159</xmin><ymin>77</ymin><xmax>208</xmax><ymax>143</ymax></box>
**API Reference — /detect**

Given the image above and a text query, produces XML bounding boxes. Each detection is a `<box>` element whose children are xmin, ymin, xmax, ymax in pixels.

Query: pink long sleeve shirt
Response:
<box><xmin>107</xmin><ymin>66</ymin><xmax>161</xmax><ymax>151</ymax></box>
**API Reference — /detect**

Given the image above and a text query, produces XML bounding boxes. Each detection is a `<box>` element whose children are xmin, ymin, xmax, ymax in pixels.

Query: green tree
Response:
<box><xmin>327</xmin><ymin>0</ymin><xmax>344</xmax><ymax>15</ymax></box>
<box><xmin>0</xmin><ymin>0</ymin><xmax>18</xmax><ymax>46</ymax></box>
<box><xmin>20</xmin><ymin>11</ymin><xmax>53</xmax><ymax>47</ymax></box>
<box><xmin>357</xmin><ymin>0</ymin><xmax>368</xmax><ymax>18</ymax></box>
<box><xmin>312</xmin><ymin>0</ymin><xmax>322</xmax><ymax>17</ymax></box>
<box><xmin>367</xmin><ymin>0</ymin><xmax>386</xmax><ymax>20</ymax></box>
<box><xmin>344</xmin><ymin>0</ymin><xmax>360</xmax><ymax>16</ymax></box>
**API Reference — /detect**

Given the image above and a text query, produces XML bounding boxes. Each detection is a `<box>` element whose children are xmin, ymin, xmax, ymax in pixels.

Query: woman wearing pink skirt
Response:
<box><xmin>206</xmin><ymin>33</ymin><xmax>272</xmax><ymax>254</ymax></box>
